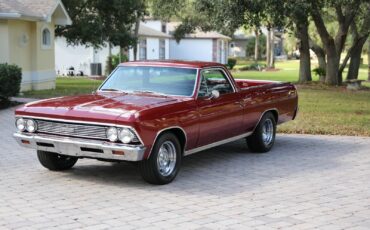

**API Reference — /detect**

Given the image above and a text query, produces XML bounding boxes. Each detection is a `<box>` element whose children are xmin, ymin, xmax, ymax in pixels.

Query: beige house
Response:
<box><xmin>0</xmin><ymin>0</ymin><xmax>71</xmax><ymax>91</ymax></box>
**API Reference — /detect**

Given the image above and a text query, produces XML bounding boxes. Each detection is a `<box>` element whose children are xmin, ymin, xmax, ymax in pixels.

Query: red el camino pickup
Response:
<box><xmin>14</xmin><ymin>61</ymin><xmax>298</xmax><ymax>184</ymax></box>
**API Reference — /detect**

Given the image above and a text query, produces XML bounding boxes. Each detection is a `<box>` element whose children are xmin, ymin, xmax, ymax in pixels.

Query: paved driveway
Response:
<box><xmin>1</xmin><ymin>107</ymin><xmax>370</xmax><ymax>230</ymax></box>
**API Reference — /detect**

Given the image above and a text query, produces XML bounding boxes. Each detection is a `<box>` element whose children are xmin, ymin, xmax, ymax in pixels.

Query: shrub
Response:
<box><xmin>0</xmin><ymin>63</ymin><xmax>22</xmax><ymax>101</ymax></box>
<box><xmin>227</xmin><ymin>58</ymin><xmax>237</xmax><ymax>70</ymax></box>
<box><xmin>245</xmin><ymin>34</ymin><xmax>266</xmax><ymax>58</ymax></box>
<box><xmin>249</xmin><ymin>63</ymin><xmax>266</xmax><ymax>71</ymax></box>
<box><xmin>105</xmin><ymin>53</ymin><xmax>129</xmax><ymax>75</ymax></box>
<box><xmin>312</xmin><ymin>67</ymin><xmax>326</xmax><ymax>77</ymax></box>
<box><xmin>238</xmin><ymin>63</ymin><xmax>266</xmax><ymax>71</ymax></box>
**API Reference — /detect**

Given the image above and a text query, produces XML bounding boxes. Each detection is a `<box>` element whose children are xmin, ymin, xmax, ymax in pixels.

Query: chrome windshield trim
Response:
<box><xmin>15</xmin><ymin>115</ymin><xmax>145</xmax><ymax>145</ymax></box>
<box><xmin>97</xmin><ymin>66</ymin><xmax>200</xmax><ymax>98</ymax></box>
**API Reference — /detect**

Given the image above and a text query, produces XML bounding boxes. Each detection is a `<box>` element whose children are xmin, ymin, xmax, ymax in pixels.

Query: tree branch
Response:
<box><xmin>309</xmin><ymin>37</ymin><xmax>325</xmax><ymax>57</ymax></box>
<box><xmin>334</xmin><ymin>5</ymin><xmax>358</xmax><ymax>54</ymax></box>
<box><xmin>310</xmin><ymin>3</ymin><xmax>333</xmax><ymax>47</ymax></box>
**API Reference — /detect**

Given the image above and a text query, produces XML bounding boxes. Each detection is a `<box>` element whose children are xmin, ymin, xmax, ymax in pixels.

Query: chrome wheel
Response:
<box><xmin>262</xmin><ymin>119</ymin><xmax>274</xmax><ymax>146</ymax></box>
<box><xmin>157</xmin><ymin>141</ymin><xmax>177</xmax><ymax>177</ymax></box>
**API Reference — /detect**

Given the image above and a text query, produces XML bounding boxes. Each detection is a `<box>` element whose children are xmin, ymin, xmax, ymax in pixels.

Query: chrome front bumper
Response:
<box><xmin>13</xmin><ymin>132</ymin><xmax>146</xmax><ymax>161</ymax></box>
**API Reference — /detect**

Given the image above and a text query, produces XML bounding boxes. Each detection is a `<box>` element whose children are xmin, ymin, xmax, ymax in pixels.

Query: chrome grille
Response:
<box><xmin>36</xmin><ymin>119</ymin><xmax>108</xmax><ymax>140</ymax></box>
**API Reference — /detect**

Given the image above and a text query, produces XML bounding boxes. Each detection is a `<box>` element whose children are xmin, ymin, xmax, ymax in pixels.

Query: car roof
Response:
<box><xmin>119</xmin><ymin>60</ymin><xmax>225</xmax><ymax>68</ymax></box>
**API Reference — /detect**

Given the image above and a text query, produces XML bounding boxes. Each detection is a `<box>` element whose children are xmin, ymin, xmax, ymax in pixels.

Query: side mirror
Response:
<box><xmin>207</xmin><ymin>90</ymin><xmax>220</xmax><ymax>100</ymax></box>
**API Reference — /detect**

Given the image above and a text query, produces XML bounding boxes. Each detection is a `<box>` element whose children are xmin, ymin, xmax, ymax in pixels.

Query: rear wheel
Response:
<box><xmin>139</xmin><ymin>133</ymin><xmax>182</xmax><ymax>185</ymax></box>
<box><xmin>246</xmin><ymin>112</ymin><xmax>276</xmax><ymax>153</ymax></box>
<box><xmin>37</xmin><ymin>150</ymin><xmax>78</xmax><ymax>171</ymax></box>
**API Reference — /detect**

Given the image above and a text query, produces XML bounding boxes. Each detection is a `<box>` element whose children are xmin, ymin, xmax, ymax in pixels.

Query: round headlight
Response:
<box><xmin>26</xmin><ymin>119</ymin><xmax>37</xmax><ymax>133</ymax></box>
<box><xmin>106</xmin><ymin>127</ymin><xmax>118</xmax><ymax>142</ymax></box>
<box><xmin>16</xmin><ymin>118</ymin><xmax>26</xmax><ymax>131</ymax></box>
<box><xmin>118</xmin><ymin>128</ymin><xmax>135</xmax><ymax>144</ymax></box>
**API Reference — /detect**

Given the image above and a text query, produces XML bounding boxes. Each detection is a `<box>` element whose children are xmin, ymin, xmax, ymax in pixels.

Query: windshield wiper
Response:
<box><xmin>133</xmin><ymin>90</ymin><xmax>167</xmax><ymax>97</ymax></box>
<box><xmin>100</xmin><ymin>88</ymin><xmax>131</xmax><ymax>93</ymax></box>
<box><xmin>100</xmin><ymin>88</ymin><xmax>120</xmax><ymax>92</ymax></box>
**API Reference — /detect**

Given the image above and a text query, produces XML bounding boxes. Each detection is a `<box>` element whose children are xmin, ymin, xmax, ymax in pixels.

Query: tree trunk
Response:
<box><xmin>368</xmin><ymin>39</ymin><xmax>370</xmax><ymax>81</ymax></box>
<box><xmin>309</xmin><ymin>38</ymin><xmax>326</xmax><ymax>82</ymax></box>
<box><xmin>325</xmin><ymin>43</ymin><xmax>340</xmax><ymax>85</ymax></box>
<box><xmin>347</xmin><ymin>37</ymin><xmax>368</xmax><ymax>80</ymax></box>
<box><xmin>317</xmin><ymin>56</ymin><xmax>326</xmax><ymax>82</ymax></box>
<box><xmin>107</xmin><ymin>43</ymin><xmax>113</xmax><ymax>74</ymax></box>
<box><xmin>266</xmin><ymin>28</ymin><xmax>271</xmax><ymax>66</ymax></box>
<box><xmin>269</xmin><ymin>29</ymin><xmax>275</xmax><ymax>68</ymax></box>
<box><xmin>254</xmin><ymin>29</ymin><xmax>259</xmax><ymax>61</ymax></box>
<box><xmin>297</xmin><ymin>22</ymin><xmax>312</xmax><ymax>83</ymax></box>
<box><xmin>133</xmin><ymin>16</ymin><xmax>140</xmax><ymax>61</ymax></box>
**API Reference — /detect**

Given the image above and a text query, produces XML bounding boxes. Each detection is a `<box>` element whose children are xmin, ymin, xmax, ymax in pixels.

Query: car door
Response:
<box><xmin>196</xmin><ymin>68</ymin><xmax>244</xmax><ymax>147</ymax></box>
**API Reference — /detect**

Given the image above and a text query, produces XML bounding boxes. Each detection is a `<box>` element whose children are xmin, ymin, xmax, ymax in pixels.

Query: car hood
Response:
<box><xmin>16</xmin><ymin>92</ymin><xmax>180</xmax><ymax>124</ymax></box>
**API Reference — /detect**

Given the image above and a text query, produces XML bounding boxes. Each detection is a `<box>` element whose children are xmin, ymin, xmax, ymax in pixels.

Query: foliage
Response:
<box><xmin>57</xmin><ymin>0</ymin><xmax>147</xmax><ymax>49</ymax></box>
<box><xmin>149</xmin><ymin>0</ymin><xmax>191</xmax><ymax>21</ymax></box>
<box><xmin>312</xmin><ymin>67</ymin><xmax>326</xmax><ymax>77</ymax></box>
<box><xmin>227</xmin><ymin>58</ymin><xmax>237</xmax><ymax>70</ymax></box>
<box><xmin>239</xmin><ymin>63</ymin><xmax>267</xmax><ymax>71</ymax></box>
<box><xmin>245</xmin><ymin>34</ymin><xmax>266</xmax><ymax>58</ymax></box>
<box><xmin>0</xmin><ymin>63</ymin><xmax>22</xmax><ymax>101</ymax></box>
<box><xmin>106</xmin><ymin>53</ymin><xmax>129</xmax><ymax>75</ymax></box>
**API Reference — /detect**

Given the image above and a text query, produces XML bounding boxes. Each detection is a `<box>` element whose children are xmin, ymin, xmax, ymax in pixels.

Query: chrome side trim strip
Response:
<box><xmin>184</xmin><ymin>131</ymin><xmax>252</xmax><ymax>156</ymax></box>
<box><xmin>15</xmin><ymin>115</ymin><xmax>145</xmax><ymax>145</ymax></box>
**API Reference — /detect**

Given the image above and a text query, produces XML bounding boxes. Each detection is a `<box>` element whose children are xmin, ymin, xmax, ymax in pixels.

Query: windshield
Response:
<box><xmin>100</xmin><ymin>66</ymin><xmax>198</xmax><ymax>96</ymax></box>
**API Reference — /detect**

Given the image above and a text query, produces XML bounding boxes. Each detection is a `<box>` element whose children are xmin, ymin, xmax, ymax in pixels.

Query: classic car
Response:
<box><xmin>14</xmin><ymin>60</ymin><xmax>298</xmax><ymax>184</ymax></box>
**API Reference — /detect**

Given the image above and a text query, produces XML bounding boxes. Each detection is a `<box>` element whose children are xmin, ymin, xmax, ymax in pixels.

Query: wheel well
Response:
<box><xmin>161</xmin><ymin>128</ymin><xmax>187</xmax><ymax>152</ymax></box>
<box><xmin>266</xmin><ymin>109</ymin><xmax>279</xmax><ymax>123</ymax></box>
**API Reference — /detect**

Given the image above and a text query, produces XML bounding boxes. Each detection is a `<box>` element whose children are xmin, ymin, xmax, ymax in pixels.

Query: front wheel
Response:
<box><xmin>246</xmin><ymin>112</ymin><xmax>276</xmax><ymax>153</ymax></box>
<box><xmin>37</xmin><ymin>150</ymin><xmax>78</xmax><ymax>171</ymax></box>
<box><xmin>139</xmin><ymin>133</ymin><xmax>182</xmax><ymax>185</ymax></box>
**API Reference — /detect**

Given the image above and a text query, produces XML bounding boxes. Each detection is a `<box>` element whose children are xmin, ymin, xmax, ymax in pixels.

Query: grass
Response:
<box><xmin>22</xmin><ymin>77</ymin><xmax>103</xmax><ymax>99</ymax></box>
<box><xmin>278</xmin><ymin>86</ymin><xmax>370</xmax><ymax>136</ymax></box>
<box><xmin>19</xmin><ymin>60</ymin><xmax>370</xmax><ymax>136</ymax></box>
<box><xmin>232</xmin><ymin>60</ymin><xmax>370</xmax><ymax>86</ymax></box>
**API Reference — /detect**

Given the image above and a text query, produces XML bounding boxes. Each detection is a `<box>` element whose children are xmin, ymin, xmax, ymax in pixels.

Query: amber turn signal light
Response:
<box><xmin>112</xmin><ymin>150</ymin><xmax>124</xmax><ymax>155</ymax></box>
<box><xmin>21</xmin><ymin>140</ymin><xmax>30</xmax><ymax>144</ymax></box>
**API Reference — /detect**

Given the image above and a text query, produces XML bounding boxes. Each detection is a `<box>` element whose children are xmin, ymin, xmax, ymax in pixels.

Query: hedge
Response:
<box><xmin>227</xmin><ymin>58</ymin><xmax>237</xmax><ymax>70</ymax></box>
<box><xmin>0</xmin><ymin>63</ymin><xmax>22</xmax><ymax>101</ymax></box>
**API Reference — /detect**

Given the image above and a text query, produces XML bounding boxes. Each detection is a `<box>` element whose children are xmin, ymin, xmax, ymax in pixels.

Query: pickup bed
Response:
<box><xmin>14</xmin><ymin>60</ymin><xmax>298</xmax><ymax>184</ymax></box>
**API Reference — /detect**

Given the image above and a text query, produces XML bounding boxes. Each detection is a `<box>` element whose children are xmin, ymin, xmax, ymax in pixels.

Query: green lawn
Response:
<box><xmin>232</xmin><ymin>60</ymin><xmax>369</xmax><ymax>86</ymax></box>
<box><xmin>20</xmin><ymin>61</ymin><xmax>370</xmax><ymax>136</ymax></box>
<box><xmin>278</xmin><ymin>87</ymin><xmax>370</xmax><ymax>136</ymax></box>
<box><xmin>22</xmin><ymin>77</ymin><xmax>103</xmax><ymax>99</ymax></box>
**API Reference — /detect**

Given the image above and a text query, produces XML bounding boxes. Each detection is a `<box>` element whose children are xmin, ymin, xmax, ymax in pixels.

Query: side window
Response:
<box><xmin>198</xmin><ymin>69</ymin><xmax>233</xmax><ymax>97</ymax></box>
<box><xmin>138</xmin><ymin>39</ymin><xmax>147</xmax><ymax>60</ymax></box>
<box><xmin>42</xmin><ymin>28</ymin><xmax>51</xmax><ymax>48</ymax></box>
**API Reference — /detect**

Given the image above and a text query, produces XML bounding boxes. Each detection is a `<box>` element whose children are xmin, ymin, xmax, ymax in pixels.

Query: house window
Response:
<box><xmin>161</xmin><ymin>24</ymin><xmax>167</xmax><ymax>33</ymax></box>
<box><xmin>42</xmin><ymin>28</ymin><xmax>51</xmax><ymax>48</ymax></box>
<box><xmin>139</xmin><ymin>39</ymin><xmax>147</xmax><ymax>60</ymax></box>
<box><xmin>159</xmin><ymin>39</ymin><xmax>166</xmax><ymax>59</ymax></box>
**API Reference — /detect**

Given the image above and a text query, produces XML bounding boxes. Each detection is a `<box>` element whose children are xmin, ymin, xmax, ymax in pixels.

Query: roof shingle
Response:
<box><xmin>0</xmin><ymin>0</ymin><xmax>58</xmax><ymax>19</ymax></box>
